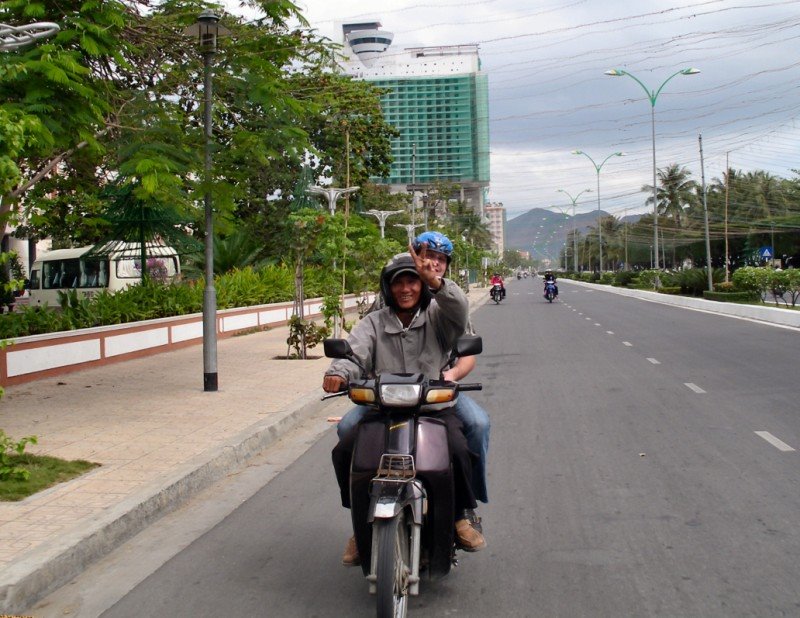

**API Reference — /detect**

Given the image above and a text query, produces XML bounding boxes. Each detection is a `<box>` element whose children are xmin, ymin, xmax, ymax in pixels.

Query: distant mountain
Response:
<box><xmin>505</xmin><ymin>207</ymin><xmax>642</xmax><ymax>262</ymax></box>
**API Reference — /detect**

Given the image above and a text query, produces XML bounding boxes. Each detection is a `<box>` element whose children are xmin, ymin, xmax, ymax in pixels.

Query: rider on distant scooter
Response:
<box><xmin>490</xmin><ymin>272</ymin><xmax>506</xmax><ymax>299</ymax></box>
<box><xmin>543</xmin><ymin>269</ymin><xmax>558</xmax><ymax>298</ymax></box>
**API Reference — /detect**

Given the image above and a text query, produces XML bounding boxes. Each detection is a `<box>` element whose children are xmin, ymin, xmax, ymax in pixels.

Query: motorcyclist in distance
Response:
<box><xmin>490</xmin><ymin>272</ymin><xmax>506</xmax><ymax>299</ymax></box>
<box><xmin>543</xmin><ymin>269</ymin><xmax>559</xmax><ymax>298</ymax></box>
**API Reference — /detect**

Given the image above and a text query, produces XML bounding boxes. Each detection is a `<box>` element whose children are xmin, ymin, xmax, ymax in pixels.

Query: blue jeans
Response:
<box><xmin>336</xmin><ymin>393</ymin><xmax>490</xmax><ymax>503</ymax></box>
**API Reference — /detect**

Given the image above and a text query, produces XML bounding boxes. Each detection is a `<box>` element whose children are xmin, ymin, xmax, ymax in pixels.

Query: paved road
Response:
<box><xmin>33</xmin><ymin>279</ymin><xmax>800</xmax><ymax>617</ymax></box>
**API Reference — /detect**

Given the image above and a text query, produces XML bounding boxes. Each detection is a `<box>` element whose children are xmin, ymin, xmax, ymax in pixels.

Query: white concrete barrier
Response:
<box><xmin>0</xmin><ymin>294</ymin><xmax>372</xmax><ymax>386</ymax></box>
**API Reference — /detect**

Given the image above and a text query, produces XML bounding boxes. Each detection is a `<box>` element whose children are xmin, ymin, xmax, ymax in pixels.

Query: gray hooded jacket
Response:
<box><xmin>325</xmin><ymin>278</ymin><xmax>468</xmax><ymax>382</ymax></box>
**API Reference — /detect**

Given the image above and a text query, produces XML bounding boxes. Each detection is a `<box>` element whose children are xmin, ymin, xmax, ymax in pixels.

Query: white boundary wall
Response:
<box><xmin>1</xmin><ymin>294</ymin><xmax>372</xmax><ymax>385</ymax></box>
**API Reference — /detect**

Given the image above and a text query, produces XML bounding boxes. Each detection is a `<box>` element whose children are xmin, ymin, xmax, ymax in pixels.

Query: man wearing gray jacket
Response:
<box><xmin>324</xmin><ymin>245</ymin><xmax>486</xmax><ymax>565</ymax></box>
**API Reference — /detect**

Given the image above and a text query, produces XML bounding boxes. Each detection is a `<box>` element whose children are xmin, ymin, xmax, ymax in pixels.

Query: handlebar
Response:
<box><xmin>321</xmin><ymin>390</ymin><xmax>348</xmax><ymax>401</ymax></box>
<box><xmin>458</xmin><ymin>383</ymin><xmax>483</xmax><ymax>392</ymax></box>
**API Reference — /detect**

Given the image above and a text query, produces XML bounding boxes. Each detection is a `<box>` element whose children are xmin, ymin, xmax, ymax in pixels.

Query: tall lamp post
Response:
<box><xmin>605</xmin><ymin>67</ymin><xmax>700</xmax><ymax>269</ymax></box>
<box><xmin>572</xmin><ymin>151</ymin><xmax>624</xmax><ymax>272</ymax></box>
<box><xmin>306</xmin><ymin>186</ymin><xmax>360</xmax><ymax>216</ymax></box>
<box><xmin>185</xmin><ymin>10</ymin><xmax>229</xmax><ymax>392</ymax></box>
<box><xmin>394</xmin><ymin>223</ymin><xmax>424</xmax><ymax>244</ymax></box>
<box><xmin>557</xmin><ymin>188</ymin><xmax>592</xmax><ymax>272</ymax></box>
<box><xmin>306</xmin><ymin>185</ymin><xmax>359</xmax><ymax>337</ymax></box>
<box><xmin>364</xmin><ymin>209</ymin><xmax>403</xmax><ymax>238</ymax></box>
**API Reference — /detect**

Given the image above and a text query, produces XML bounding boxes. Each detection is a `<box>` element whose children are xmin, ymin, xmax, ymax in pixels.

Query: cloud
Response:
<box><xmin>233</xmin><ymin>0</ymin><xmax>800</xmax><ymax>219</ymax></box>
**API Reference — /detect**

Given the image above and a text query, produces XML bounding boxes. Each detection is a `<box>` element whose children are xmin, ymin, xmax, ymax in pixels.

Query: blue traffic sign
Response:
<box><xmin>759</xmin><ymin>246</ymin><xmax>773</xmax><ymax>259</ymax></box>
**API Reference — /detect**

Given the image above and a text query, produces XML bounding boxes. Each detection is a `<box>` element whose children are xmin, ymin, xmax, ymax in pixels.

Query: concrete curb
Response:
<box><xmin>0</xmin><ymin>389</ymin><xmax>336</xmax><ymax>614</ymax></box>
<box><xmin>564</xmin><ymin>278</ymin><xmax>800</xmax><ymax>329</ymax></box>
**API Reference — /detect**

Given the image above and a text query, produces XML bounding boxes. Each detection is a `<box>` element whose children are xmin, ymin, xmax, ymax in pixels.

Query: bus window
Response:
<box><xmin>80</xmin><ymin>259</ymin><xmax>102</xmax><ymax>288</ymax></box>
<box><xmin>29</xmin><ymin>268</ymin><xmax>40</xmax><ymax>290</ymax></box>
<box><xmin>116</xmin><ymin>256</ymin><xmax>178</xmax><ymax>281</ymax></box>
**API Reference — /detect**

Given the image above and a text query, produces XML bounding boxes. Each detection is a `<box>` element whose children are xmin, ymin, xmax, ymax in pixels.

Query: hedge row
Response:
<box><xmin>702</xmin><ymin>290</ymin><xmax>760</xmax><ymax>303</ymax></box>
<box><xmin>0</xmin><ymin>265</ymin><xmax>342</xmax><ymax>339</ymax></box>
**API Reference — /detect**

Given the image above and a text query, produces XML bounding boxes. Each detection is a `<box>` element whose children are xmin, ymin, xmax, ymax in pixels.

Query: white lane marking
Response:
<box><xmin>647</xmin><ymin>358</ymin><xmax>660</xmax><ymax>364</ymax></box>
<box><xmin>606</xmin><ymin>331</ymin><xmax>614</xmax><ymax>335</ymax></box>
<box><xmin>755</xmin><ymin>431</ymin><xmax>796</xmax><ymax>452</ymax></box>
<box><xmin>684</xmin><ymin>382</ymin><xmax>706</xmax><ymax>393</ymax></box>
<box><xmin>578</xmin><ymin>312</ymin><xmax>583</xmax><ymax>315</ymax></box>
<box><xmin>594</xmin><ymin>323</ymin><xmax>601</xmax><ymax>326</ymax></box>
<box><xmin>623</xmin><ymin>341</ymin><xmax>632</xmax><ymax>346</ymax></box>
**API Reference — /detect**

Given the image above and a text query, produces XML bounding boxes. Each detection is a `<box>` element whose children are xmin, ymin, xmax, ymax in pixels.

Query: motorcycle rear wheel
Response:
<box><xmin>375</xmin><ymin>511</ymin><xmax>411</xmax><ymax>618</ymax></box>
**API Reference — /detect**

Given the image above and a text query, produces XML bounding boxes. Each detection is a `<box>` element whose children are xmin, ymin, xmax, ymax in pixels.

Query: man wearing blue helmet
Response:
<box><xmin>410</xmin><ymin>232</ymin><xmax>491</xmax><ymax>513</ymax></box>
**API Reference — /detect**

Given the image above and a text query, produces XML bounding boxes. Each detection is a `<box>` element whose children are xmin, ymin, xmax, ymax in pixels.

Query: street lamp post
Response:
<box><xmin>394</xmin><ymin>223</ymin><xmax>424</xmax><ymax>244</ymax></box>
<box><xmin>605</xmin><ymin>67</ymin><xmax>700</xmax><ymax>269</ymax></box>
<box><xmin>0</xmin><ymin>21</ymin><xmax>59</xmax><ymax>50</ymax></box>
<box><xmin>306</xmin><ymin>186</ymin><xmax>360</xmax><ymax>216</ymax></box>
<box><xmin>306</xmin><ymin>185</ymin><xmax>359</xmax><ymax>337</ymax></box>
<box><xmin>557</xmin><ymin>188</ymin><xmax>592</xmax><ymax>272</ymax></box>
<box><xmin>572</xmin><ymin>150</ymin><xmax>624</xmax><ymax>272</ymax></box>
<box><xmin>185</xmin><ymin>10</ymin><xmax>229</xmax><ymax>392</ymax></box>
<box><xmin>364</xmin><ymin>209</ymin><xmax>403</xmax><ymax>238</ymax></box>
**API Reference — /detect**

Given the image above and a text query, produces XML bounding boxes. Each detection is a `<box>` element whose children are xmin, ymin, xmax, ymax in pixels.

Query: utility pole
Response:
<box><xmin>698</xmin><ymin>134</ymin><xmax>713</xmax><ymax>291</ymax></box>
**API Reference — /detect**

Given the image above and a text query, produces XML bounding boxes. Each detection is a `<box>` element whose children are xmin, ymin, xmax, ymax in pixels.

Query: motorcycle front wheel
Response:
<box><xmin>375</xmin><ymin>511</ymin><xmax>411</xmax><ymax>618</ymax></box>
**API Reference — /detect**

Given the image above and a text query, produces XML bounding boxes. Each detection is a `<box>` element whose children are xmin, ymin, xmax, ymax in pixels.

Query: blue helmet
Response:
<box><xmin>413</xmin><ymin>231</ymin><xmax>453</xmax><ymax>264</ymax></box>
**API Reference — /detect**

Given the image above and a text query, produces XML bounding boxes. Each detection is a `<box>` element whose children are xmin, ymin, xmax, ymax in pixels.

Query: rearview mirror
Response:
<box><xmin>323</xmin><ymin>338</ymin><xmax>352</xmax><ymax>359</ymax></box>
<box><xmin>454</xmin><ymin>335</ymin><xmax>482</xmax><ymax>358</ymax></box>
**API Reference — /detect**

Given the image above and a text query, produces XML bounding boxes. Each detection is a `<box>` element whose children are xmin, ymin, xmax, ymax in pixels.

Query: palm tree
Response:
<box><xmin>642</xmin><ymin>163</ymin><xmax>698</xmax><ymax>229</ymax></box>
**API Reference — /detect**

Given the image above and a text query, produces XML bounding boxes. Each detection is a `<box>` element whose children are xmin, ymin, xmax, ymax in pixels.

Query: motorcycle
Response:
<box><xmin>323</xmin><ymin>335</ymin><xmax>483</xmax><ymax>618</ymax></box>
<box><xmin>490</xmin><ymin>283</ymin><xmax>503</xmax><ymax>304</ymax></box>
<box><xmin>544</xmin><ymin>280</ymin><xmax>556</xmax><ymax>302</ymax></box>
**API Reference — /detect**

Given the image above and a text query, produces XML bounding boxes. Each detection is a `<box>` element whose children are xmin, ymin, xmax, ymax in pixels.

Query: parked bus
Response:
<box><xmin>27</xmin><ymin>243</ymin><xmax>181</xmax><ymax>307</ymax></box>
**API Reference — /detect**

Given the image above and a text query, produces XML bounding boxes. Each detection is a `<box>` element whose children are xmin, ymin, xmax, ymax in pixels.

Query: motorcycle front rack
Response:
<box><xmin>374</xmin><ymin>454</ymin><xmax>416</xmax><ymax>481</ymax></box>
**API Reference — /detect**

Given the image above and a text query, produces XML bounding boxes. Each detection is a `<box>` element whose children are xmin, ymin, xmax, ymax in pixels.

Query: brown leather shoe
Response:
<box><xmin>342</xmin><ymin>535</ymin><xmax>360</xmax><ymax>566</ymax></box>
<box><xmin>455</xmin><ymin>518</ymin><xmax>486</xmax><ymax>552</ymax></box>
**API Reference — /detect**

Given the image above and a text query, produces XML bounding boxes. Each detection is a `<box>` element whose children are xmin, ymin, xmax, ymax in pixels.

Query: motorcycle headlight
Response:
<box><xmin>349</xmin><ymin>386</ymin><xmax>376</xmax><ymax>404</ymax></box>
<box><xmin>380</xmin><ymin>384</ymin><xmax>421</xmax><ymax>407</ymax></box>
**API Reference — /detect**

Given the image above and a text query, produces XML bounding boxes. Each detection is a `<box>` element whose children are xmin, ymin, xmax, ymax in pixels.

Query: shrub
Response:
<box><xmin>659</xmin><ymin>286</ymin><xmax>682</xmax><ymax>295</ymax></box>
<box><xmin>599</xmin><ymin>272</ymin><xmax>615</xmax><ymax>285</ymax></box>
<box><xmin>703</xmin><ymin>290</ymin><xmax>759</xmax><ymax>303</ymax></box>
<box><xmin>613</xmin><ymin>271</ymin><xmax>639</xmax><ymax>287</ymax></box>
<box><xmin>0</xmin><ymin>264</ymin><xmax>350</xmax><ymax>339</ymax></box>
<box><xmin>732</xmin><ymin>266</ymin><xmax>769</xmax><ymax>300</ymax></box>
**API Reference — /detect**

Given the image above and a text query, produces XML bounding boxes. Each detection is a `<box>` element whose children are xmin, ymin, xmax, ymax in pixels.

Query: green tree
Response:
<box><xmin>642</xmin><ymin>163</ymin><xmax>698</xmax><ymax>229</ymax></box>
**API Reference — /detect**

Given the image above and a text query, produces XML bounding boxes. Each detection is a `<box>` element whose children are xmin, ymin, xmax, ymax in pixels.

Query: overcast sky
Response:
<box><xmin>229</xmin><ymin>0</ymin><xmax>800</xmax><ymax>221</ymax></box>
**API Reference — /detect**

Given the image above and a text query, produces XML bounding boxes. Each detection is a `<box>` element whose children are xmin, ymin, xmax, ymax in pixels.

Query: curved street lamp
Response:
<box><xmin>364</xmin><ymin>209</ymin><xmax>402</xmax><ymax>238</ymax></box>
<box><xmin>572</xmin><ymin>151</ymin><xmax>624</xmax><ymax>272</ymax></box>
<box><xmin>0</xmin><ymin>21</ymin><xmax>59</xmax><ymax>51</ymax></box>
<box><xmin>605</xmin><ymin>67</ymin><xmax>700</xmax><ymax>269</ymax></box>
<box><xmin>557</xmin><ymin>188</ymin><xmax>592</xmax><ymax>272</ymax></box>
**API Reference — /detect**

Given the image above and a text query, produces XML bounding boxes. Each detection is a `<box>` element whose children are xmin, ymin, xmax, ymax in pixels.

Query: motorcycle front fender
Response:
<box><xmin>368</xmin><ymin>478</ymin><xmax>425</xmax><ymax>523</ymax></box>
